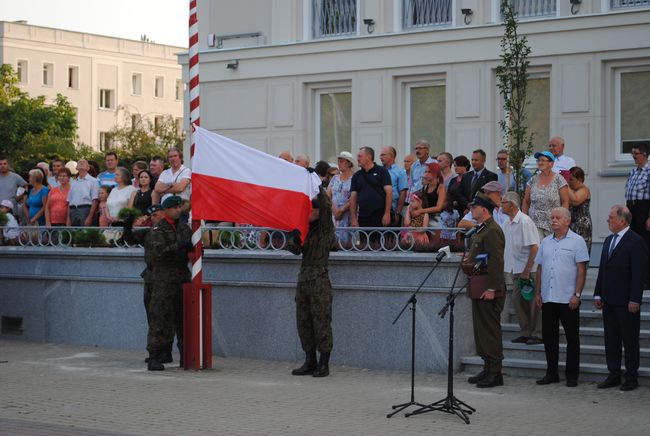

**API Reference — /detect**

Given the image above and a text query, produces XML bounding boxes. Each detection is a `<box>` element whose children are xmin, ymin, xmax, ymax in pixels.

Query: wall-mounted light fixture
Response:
<box><xmin>461</xmin><ymin>8</ymin><xmax>473</xmax><ymax>25</ymax></box>
<box><xmin>363</xmin><ymin>18</ymin><xmax>375</xmax><ymax>34</ymax></box>
<box><xmin>570</xmin><ymin>0</ymin><xmax>581</xmax><ymax>15</ymax></box>
<box><xmin>226</xmin><ymin>60</ymin><xmax>239</xmax><ymax>70</ymax></box>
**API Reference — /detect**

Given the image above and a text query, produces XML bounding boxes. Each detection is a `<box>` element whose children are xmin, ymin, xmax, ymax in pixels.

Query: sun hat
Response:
<box><xmin>65</xmin><ymin>160</ymin><xmax>79</xmax><ymax>175</ymax></box>
<box><xmin>534</xmin><ymin>151</ymin><xmax>555</xmax><ymax>162</ymax></box>
<box><xmin>517</xmin><ymin>277</ymin><xmax>536</xmax><ymax>301</ymax></box>
<box><xmin>337</xmin><ymin>151</ymin><xmax>357</xmax><ymax>170</ymax></box>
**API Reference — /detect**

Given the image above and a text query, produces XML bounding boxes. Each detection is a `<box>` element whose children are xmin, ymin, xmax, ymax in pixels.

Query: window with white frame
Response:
<box><xmin>312</xmin><ymin>0</ymin><xmax>357</xmax><ymax>39</ymax></box>
<box><xmin>154</xmin><ymin>76</ymin><xmax>164</xmax><ymax>98</ymax></box>
<box><xmin>406</xmin><ymin>82</ymin><xmax>446</xmax><ymax>156</ymax></box>
<box><xmin>610</xmin><ymin>1</ymin><xmax>650</xmax><ymax>10</ymax></box>
<box><xmin>132</xmin><ymin>73</ymin><xmax>142</xmax><ymax>96</ymax></box>
<box><xmin>502</xmin><ymin>0</ymin><xmax>557</xmax><ymax>19</ymax></box>
<box><xmin>175</xmin><ymin>80</ymin><xmax>183</xmax><ymax>100</ymax></box>
<box><xmin>154</xmin><ymin>115</ymin><xmax>164</xmax><ymax>132</ymax></box>
<box><xmin>131</xmin><ymin>114</ymin><xmax>142</xmax><ymax>129</ymax></box>
<box><xmin>616</xmin><ymin>68</ymin><xmax>650</xmax><ymax>158</ymax></box>
<box><xmin>99</xmin><ymin>132</ymin><xmax>111</xmax><ymax>151</ymax></box>
<box><xmin>316</xmin><ymin>89</ymin><xmax>352</xmax><ymax>163</ymax></box>
<box><xmin>68</xmin><ymin>66</ymin><xmax>79</xmax><ymax>89</ymax></box>
<box><xmin>16</xmin><ymin>60</ymin><xmax>28</xmax><ymax>83</ymax></box>
<box><xmin>402</xmin><ymin>0</ymin><xmax>452</xmax><ymax>29</ymax></box>
<box><xmin>175</xmin><ymin>117</ymin><xmax>184</xmax><ymax>136</ymax></box>
<box><xmin>522</xmin><ymin>75</ymin><xmax>550</xmax><ymax>152</ymax></box>
<box><xmin>99</xmin><ymin>89</ymin><xmax>114</xmax><ymax>110</ymax></box>
<box><xmin>42</xmin><ymin>63</ymin><xmax>53</xmax><ymax>86</ymax></box>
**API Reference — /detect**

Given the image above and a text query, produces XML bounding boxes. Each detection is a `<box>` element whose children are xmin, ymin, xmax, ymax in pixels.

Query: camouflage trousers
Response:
<box><xmin>147</xmin><ymin>281</ymin><xmax>184</xmax><ymax>355</ymax></box>
<box><xmin>296</xmin><ymin>271</ymin><xmax>333</xmax><ymax>354</ymax></box>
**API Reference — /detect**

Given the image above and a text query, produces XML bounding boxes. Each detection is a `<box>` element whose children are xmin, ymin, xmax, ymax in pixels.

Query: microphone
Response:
<box><xmin>473</xmin><ymin>253</ymin><xmax>489</xmax><ymax>272</ymax></box>
<box><xmin>435</xmin><ymin>245</ymin><xmax>451</xmax><ymax>262</ymax></box>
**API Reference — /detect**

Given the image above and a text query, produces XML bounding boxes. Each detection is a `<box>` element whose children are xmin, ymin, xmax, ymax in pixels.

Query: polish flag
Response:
<box><xmin>191</xmin><ymin>126</ymin><xmax>321</xmax><ymax>241</ymax></box>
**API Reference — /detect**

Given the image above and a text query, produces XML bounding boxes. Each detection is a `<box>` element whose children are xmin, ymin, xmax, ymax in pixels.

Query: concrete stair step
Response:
<box><xmin>461</xmin><ymin>356</ymin><xmax>650</xmax><ymax>382</ymax></box>
<box><xmin>501</xmin><ymin>323</ymin><xmax>650</xmax><ymax>347</ymax></box>
<box><xmin>506</xmin><ymin>310</ymin><xmax>650</xmax><ymax>328</ymax></box>
<box><xmin>503</xmin><ymin>341</ymin><xmax>650</xmax><ymax>365</ymax></box>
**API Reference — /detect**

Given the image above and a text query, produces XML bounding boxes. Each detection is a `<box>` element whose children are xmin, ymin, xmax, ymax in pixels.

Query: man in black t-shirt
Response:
<box><xmin>350</xmin><ymin>147</ymin><xmax>392</xmax><ymax>229</ymax></box>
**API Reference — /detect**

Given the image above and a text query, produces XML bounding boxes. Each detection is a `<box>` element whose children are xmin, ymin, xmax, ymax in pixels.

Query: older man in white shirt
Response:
<box><xmin>501</xmin><ymin>192</ymin><xmax>541</xmax><ymax>345</ymax></box>
<box><xmin>549</xmin><ymin>136</ymin><xmax>576</xmax><ymax>174</ymax></box>
<box><xmin>67</xmin><ymin>159</ymin><xmax>99</xmax><ymax>226</ymax></box>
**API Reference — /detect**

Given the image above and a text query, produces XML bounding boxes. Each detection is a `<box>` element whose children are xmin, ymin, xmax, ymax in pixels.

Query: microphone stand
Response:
<box><xmin>405</xmin><ymin>255</ymin><xmax>484</xmax><ymax>425</ymax></box>
<box><xmin>386</xmin><ymin>250</ymin><xmax>448</xmax><ymax>418</ymax></box>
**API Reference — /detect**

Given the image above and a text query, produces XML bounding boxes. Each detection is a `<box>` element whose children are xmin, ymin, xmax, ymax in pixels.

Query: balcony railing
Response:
<box><xmin>403</xmin><ymin>0</ymin><xmax>452</xmax><ymax>29</ymax></box>
<box><xmin>313</xmin><ymin>0</ymin><xmax>357</xmax><ymax>39</ymax></box>
<box><xmin>505</xmin><ymin>0</ymin><xmax>557</xmax><ymax>19</ymax></box>
<box><xmin>611</xmin><ymin>0</ymin><xmax>650</xmax><ymax>9</ymax></box>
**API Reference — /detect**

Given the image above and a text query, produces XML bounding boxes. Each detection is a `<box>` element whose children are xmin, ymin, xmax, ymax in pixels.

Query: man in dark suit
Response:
<box><xmin>461</xmin><ymin>149</ymin><xmax>498</xmax><ymax>203</ymax></box>
<box><xmin>594</xmin><ymin>205</ymin><xmax>647</xmax><ymax>391</ymax></box>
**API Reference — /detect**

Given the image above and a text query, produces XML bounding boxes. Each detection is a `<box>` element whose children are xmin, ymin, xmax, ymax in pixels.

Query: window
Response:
<box><xmin>99</xmin><ymin>132</ymin><xmax>111</xmax><ymax>151</ymax></box>
<box><xmin>99</xmin><ymin>89</ymin><xmax>114</xmax><ymax>110</ymax></box>
<box><xmin>131</xmin><ymin>73</ymin><xmax>142</xmax><ymax>96</ymax></box>
<box><xmin>402</xmin><ymin>0</ymin><xmax>452</xmax><ymax>29</ymax></box>
<box><xmin>611</xmin><ymin>0</ymin><xmax>650</xmax><ymax>10</ymax></box>
<box><xmin>16</xmin><ymin>60</ymin><xmax>28</xmax><ymax>83</ymax></box>
<box><xmin>503</xmin><ymin>0</ymin><xmax>557</xmax><ymax>19</ymax></box>
<box><xmin>616</xmin><ymin>68</ymin><xmax>650</xmax><ymax>157</ymax></box>
<box><xmin>154</xmin><ymin>76</ymin><xmax>164</xmax><ymax>98</ymax></box>
<box><xmin>68</xmin><ymin>66</ymin><xmax>79</xmax><ymax>89</ymax></box>
<box><xmin>522</xmin><ymin>76</ymin><xmax>550</xmax><ymax>152</ymax></box>
<box><xmin>42</xmin><ymin>63</ymin><xmax>53</xmax><ymax>86</ymax></box>
<box><xmin>131</xmin><ymin>114</ymin><xmax>142</xmax><ymax>129</ymax></box>
<box><xmin>154</xmin><ymin>115</ymin><xmax>164</xmax><ymax>132</ymax></box>
<box><xmin>316</xmin><ymin>89</ymin><xmax>352</xmax><ymax>162</ymax></box>
<box><xmin>175</xmin><ymin>117</ymin><xmax>184</xmax><ymax>136</ymax></box>
<box><xmin>175</xmin><ymin>80</ymin><xmax>183</xmax><ymax>100</ymax></box>
<box><xmin>313</xmin><ymin>0</ymin><xmax>357</xmax><ymax>39</ymax></box>
<box><xmin>407</xmin><ymin>82</ymin><xmax>446</xmax><ymax>156</ymax></box>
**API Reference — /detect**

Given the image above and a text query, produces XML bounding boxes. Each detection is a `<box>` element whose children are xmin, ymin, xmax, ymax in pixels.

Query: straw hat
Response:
<box><xmin>337</xmin><ymin>151</ymin><xmax>357</xmax><ymax>170</ymax></box>
<box><xmin>65</xmin><ymin>160</ymin><xmax>79</xmax><ymax>176</ymax></box>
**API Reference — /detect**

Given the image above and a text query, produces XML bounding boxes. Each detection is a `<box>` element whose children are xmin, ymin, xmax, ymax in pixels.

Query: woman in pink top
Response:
<box><xmin>45</xmin><ymin>167</ymin><xmax>72</xmax><ymax>226</ymax></box>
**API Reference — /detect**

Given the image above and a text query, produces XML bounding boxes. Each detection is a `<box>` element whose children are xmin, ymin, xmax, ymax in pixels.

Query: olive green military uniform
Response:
<box><xmin>296</xmin><ymin>188</ymin><xmax>336</xmax><ymax>354</ymax></box>
<box><xmin>467</xmin><ymin>216</ymin><xmax>506</xmax><ymax>374</ymax></box>
<box><xmin>148</xmin><ymin>217</ymin><xmax>192</xmax><ymax>357</ymax></box>
<box><xmin>123</xmin><ymin>227</ymin><xmax>155</xmax><ymax>327</ymax></box>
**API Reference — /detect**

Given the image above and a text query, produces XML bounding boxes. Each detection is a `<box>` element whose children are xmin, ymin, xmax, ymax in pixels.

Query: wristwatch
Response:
<box><xmin>574</xmin><ymin>293</ymin><xmax>581</xmax><ymax>298</ymax></box>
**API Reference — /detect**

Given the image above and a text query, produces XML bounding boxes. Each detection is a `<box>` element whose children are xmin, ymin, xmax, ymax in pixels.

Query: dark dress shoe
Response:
<box><xmin>292</xmin><ymin>351</ymin><xmax>317</xmax><ymax>376</ymax></box>
<box><xmin>468</xmin><ymin>368</ymin><xmax>488</xmax><ymax>384</ymax></box>
<box><xmin>526</xmin><ymin>336</ymin><xmax>543</xmax><ymax>345</ymax></box>
<box><xmin>511</xmin><ymin>336</ymin><xmax>529</xmax><ymax>344</ymax></box>
<box><xmin>597</xmin><ymin>375</ymin><xmax>621</xmax><ymax>389</ymax></box>
<box><xmin>312</xmin><ymin>352</ymin><xmax>330</xmax><ymax>378</ymax></box>
<box><xmin>566</xmin><ymin>379</ymin><xmax>578</xmax><ymax>387</ymax></box>
<box><xmin>476</xmin><ymin>373</ymin><xmax>503</xmax><ymax>388</ymax></box>
<box><xmin>536</xmin><ymin>375</ymin><xmax>560</xmax><ymax>385</ymax></box>
<box><xmin>620</xmin><ymin>379</ymin><xmax>639</xmax><ymax>391</ymax></box>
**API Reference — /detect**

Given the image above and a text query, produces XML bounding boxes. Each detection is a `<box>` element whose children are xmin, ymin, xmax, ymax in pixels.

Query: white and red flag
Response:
<box><xmin>191</xmin><ymin>126</ymin><xmax>321</xmax><ymax>241</ymax></box>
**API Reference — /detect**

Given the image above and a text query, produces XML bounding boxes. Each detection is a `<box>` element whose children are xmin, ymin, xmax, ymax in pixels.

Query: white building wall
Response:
<box><xmin>181</xmin><ymin>1</ymin><xmax>650</xmax><ymax>244</ymax></box>
<box><xmin>0</xmin><ymin>21</ymin><xmax>184</xmax><ymax>150</ymax></box>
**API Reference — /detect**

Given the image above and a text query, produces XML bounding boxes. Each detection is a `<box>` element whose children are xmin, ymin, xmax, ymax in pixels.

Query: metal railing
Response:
<box><xmin>1</xmin><ymin>225</ymin><xmax>466</xmax><ymax>253</ymax></box>
<box><xmin>402</xmin><ymin>0</ymin><xmax>452</xmax><ymax>29</ymax></box>
<box><xmin>611</xmin><ymin>0</ymin><xmax>650</xmax><ymax>9</ymax></box>
<box><xmin>313</xmin><ymin>0</ymin><xmax>357</xmax><ymax>38</ymax></box>
<box><xmin>505</xmin><ymin>0</ymin><xmax>557</xmax><ymax>19</ymax></box>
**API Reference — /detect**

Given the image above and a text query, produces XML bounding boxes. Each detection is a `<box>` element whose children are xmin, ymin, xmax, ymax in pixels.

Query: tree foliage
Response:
<box><xmin>495</xmin><ymin>1</ymin><xmax>534</xmax><ymax>194</ymax></box>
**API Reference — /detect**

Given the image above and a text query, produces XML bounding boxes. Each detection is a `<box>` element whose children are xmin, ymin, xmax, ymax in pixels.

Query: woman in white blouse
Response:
<box><xmin>105</xmin><ymin>167</ymin><xmax>136</xmax><ymax>225</ymax></box>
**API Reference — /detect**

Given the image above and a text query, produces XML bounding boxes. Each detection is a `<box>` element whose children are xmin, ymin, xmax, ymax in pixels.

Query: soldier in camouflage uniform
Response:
<box><xmin>122</xmin><ymin>204</ymin><xmax>170</xmax><ymax>363</ymax></box>
<box><xmin>146</xmin><ymin>196</ymin><xmax>192</xmax><ymax>371</ymax></box>
<box><xmin>288</xmin><ymin>186</ymin><xmax>336</xmax><ymax>377</ymax></box>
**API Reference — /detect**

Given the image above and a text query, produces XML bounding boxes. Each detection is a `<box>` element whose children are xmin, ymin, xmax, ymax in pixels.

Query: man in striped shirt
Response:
<box><xmin>624</xmin><ymin>142</ymin><xmax>650</xmax><ymax>284</ymax></box>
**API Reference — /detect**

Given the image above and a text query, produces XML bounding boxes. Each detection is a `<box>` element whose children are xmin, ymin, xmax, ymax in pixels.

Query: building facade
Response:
<box><xmin>0</xmin><ymin>21</ymin><xmax>184</xmax><ymax>150</ymax></box>
<box><xmin>179</xmin><ymin>0</ymin><xmax>650</xmax><ymax>246</ymax></box>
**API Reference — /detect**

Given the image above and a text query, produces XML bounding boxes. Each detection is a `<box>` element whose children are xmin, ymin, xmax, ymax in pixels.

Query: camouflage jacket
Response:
<box><xmin>123</xmin><ymin>227</ymin><xmax>155</xmax><ymax>282</ymax></box>
<box><xmin>150</xmin><ymin>218</ymin><xmax>192</xmax><ymax>282</ymax></box>
<box><xmin>298</xmin><ymin>187</ymin><xmax>335</xmax><ymax>281</ymax></box>
<box><xmin>467</xmin><ymin>217</ymin><xmax>505</xmax><ymax>292</ymax></box>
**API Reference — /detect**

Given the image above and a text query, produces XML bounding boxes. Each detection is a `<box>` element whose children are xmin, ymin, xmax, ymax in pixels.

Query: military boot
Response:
<box><xmin>312</xmin><ymin>352</ymin><xmax>330</xmax><ymax>378</ymax></box>
<box><xmin>291</xmin><ymin>351</ymin><xmax>317</xmax><ymax>375</ymax></box>
<box><xmin>147</xmin><ymin>352</ymin><xmax>165</xmax><ymax>371</ymax></box>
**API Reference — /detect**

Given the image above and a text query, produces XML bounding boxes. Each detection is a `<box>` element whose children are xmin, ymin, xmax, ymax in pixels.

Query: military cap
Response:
<box><xmin>147</xmin><ymin>204</ymin><xmax>164</xmax><ymax>214</ymax></box>
<box><xmin>161</xmin><ymin>195</ymin><xmax>183</xmax><ymax>209</ymax></box>
<box><xmin>469</xmin><ymin>191</ymin><xmax>496</xmax><ymax>213</ymax></box>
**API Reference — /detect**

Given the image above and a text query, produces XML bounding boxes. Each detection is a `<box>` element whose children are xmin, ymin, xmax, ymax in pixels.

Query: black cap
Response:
<box><xmin>161</xmin><ymin>195</ymin><xmax>182</xmax><ymax>209</ymax></box>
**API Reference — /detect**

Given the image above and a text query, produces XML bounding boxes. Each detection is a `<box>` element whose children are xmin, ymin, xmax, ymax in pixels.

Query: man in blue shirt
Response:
<box><xmin>408</xmin><ymin>140</ymin><xmax>436</xmax><ymax>197</ymax></box>
<box><xmin>97</xmin><ymin>152</ymin><xmax>119</xmax><ymax>188</ymax></box>
<box><xmin>496</xmin><ymin>149</ymin><xmax>531</xmax><ymax>193</ymax></box>
<box><xmin>380</xmin><ymin>146</ymin><xmax>408</xmax><ymax>225</ymax></box>
<box><xmin>534</xmin><ymin>207</ymin><xmax>589</xmax><ymax>387</ymax></box>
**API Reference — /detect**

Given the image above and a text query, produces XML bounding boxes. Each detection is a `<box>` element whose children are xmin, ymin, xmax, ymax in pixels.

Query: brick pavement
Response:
<box><xmin>1</xmin><ymin>340</ymin><xmax>649</xmax><ymax>436</ymax></box>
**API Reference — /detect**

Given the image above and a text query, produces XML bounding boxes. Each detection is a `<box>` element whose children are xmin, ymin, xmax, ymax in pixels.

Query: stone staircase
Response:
<box><xmin>460</xmin><ymin>291</ymin><xmax>650</xmax><ymax>382</ymax></box>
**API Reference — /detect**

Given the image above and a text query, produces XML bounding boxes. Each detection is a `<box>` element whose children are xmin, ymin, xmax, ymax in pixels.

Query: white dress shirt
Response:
<box><xmin>552</xmin><ymin>154</ymin><xmax>576</xmax><ymax>173</ymax></box>
<box><xmin>502</xmin><ymin>210</ymin><xmax>540</xmax><ymax>274</ymax></box>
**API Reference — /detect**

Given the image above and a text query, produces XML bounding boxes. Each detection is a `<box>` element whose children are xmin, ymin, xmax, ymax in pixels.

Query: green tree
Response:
<box><xmin>0</xmin><ymin>64</ymin><xmax>79</xmax><ymax>172</ymax></box>
<box><xmin>106</xmin><ymin>108</ymin><xmax>184</xmax><ymax>166</ymax></box>
<box><xmin>495</xmin><ymin>1</ymin><xmax>534</xmax><ymax>195</ymax></box>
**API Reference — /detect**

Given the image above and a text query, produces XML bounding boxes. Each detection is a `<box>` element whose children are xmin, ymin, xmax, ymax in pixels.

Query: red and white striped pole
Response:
<box><xmin>184</xmin><ymin>0</ymin><xmax>212</xmax><ymax>370</ymax></box>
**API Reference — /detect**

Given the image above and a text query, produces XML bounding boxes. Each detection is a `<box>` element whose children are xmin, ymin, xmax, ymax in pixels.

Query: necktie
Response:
<box><xmin>608</xmin><ymin>233</ymin><xmax>618</xmax><ymax>257</ymax></box>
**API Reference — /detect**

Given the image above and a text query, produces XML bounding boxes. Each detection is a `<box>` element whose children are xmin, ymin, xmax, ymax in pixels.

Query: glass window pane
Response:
<box><xmin>319</xmin><ymin>92</ymin><xmax>351</xmax><ymax>163</ymax></box>
<box><xmin>522</xmin><ymin>77</ymin><xmax>550</xmax><ymax>152</ymax></box>
<box><xmin>621</xmin><ymin>71</ymin><xmax>650</xmax><ymax>153</ymax></box>
<box><xmin>410</xmin><ymin>85</ymin><xmax>445</xmax><ymax>156</ymax></box>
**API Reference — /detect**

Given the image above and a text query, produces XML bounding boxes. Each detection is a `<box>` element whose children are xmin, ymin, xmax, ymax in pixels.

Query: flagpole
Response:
<box><xmin>186</xmin><ymin>0</ymin><xmax>211</xmax><ymax>370</ymax></box>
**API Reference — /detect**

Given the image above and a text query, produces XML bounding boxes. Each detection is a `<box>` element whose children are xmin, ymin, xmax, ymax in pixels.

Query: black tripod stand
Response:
<box><xmin>405</xmin><ymin>264</ymin><xmax>480</xmax><ymax>424</ymax></box>
<box><xmin>386</xmin><ymin>249</ymin><xmax>449</xmax><ymax>418</ymax></box>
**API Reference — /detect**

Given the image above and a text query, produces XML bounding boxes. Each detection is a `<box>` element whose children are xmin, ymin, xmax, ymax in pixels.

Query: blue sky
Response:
<box><xmin>1</xmin><ymin>0</ymin><xmax>189</xmax><ymax>47</ymax></box>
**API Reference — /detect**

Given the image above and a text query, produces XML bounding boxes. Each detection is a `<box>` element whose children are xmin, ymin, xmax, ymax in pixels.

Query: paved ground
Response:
<box><xmin>1</xmin><ymin>340</ymin><xmax>649</xmax><ymax>435</ymax></box>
